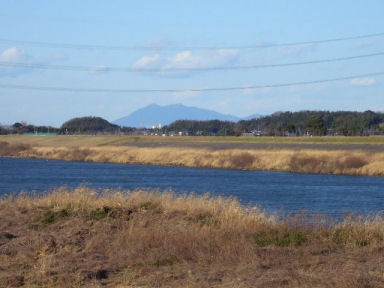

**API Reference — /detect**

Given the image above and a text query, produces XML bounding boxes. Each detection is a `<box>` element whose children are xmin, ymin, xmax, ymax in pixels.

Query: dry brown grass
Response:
<box><xmin>0</xmin><ymin>187</ymin><xmax>383</xmax><ymax>287</ymax></box>
<box><xmin>1</xmin><ymin>138</ymin><xmax>384</xmax><ymax>175</ymax></box>
<box><xmin>0</xmin><ymin>141</ymin><xmax>31</xmax><ymax>157</ymax></box>
<box><xmin>6</xmin><ymin>142</ymin><xmax>383</xmax><ymax>176</ymax></box>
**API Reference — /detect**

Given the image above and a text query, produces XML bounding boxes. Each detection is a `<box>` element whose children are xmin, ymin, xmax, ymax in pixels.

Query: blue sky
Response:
<box><xmin>0</xmin><ymin>0</ymin><xmax>383</xmax><ymax>126</ymax></box>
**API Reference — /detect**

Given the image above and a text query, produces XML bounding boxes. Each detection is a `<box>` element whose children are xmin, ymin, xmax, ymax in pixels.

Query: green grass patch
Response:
<box><xmin>89</xmin><ymin>207</ymin><xmax>110</xmax><ymax>220</ymax></box>
<box><xmin>41</xmin><ymin>209</ymin><xmax>71</xmax><ymax>224</ymax></box>
<box><xmin>254</xmin><ymin>230</ymin><xmax>308</xmax><ymax>247</ymax></box>
<box><xmin>139</xmin><ymin>201</ymin><xmax>153</xmax><ymax>210</ymax></box>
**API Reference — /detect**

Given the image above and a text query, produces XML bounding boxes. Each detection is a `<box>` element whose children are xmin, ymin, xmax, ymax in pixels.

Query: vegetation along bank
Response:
<box><xmin>1</xmin><ymin>136</ymin><xmax>384</xmax><ymax>176</ymax></box>
<box><xmin>0</xmin><ymin>187</ymin><xmax>383</xmax><ymax>287</ymax></box>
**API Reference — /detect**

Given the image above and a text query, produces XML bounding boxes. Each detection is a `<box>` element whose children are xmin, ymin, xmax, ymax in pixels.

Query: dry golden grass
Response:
<box><xmin>3</xmin><ymin>142</ymin><xmax>383</xmax><ymax>176</ymax></box>
<box><xmin>1</xmin><ymin>136</ymin><xmax>384</xmax><ymax>175</ymax></box>
<box><xmin>0</xmin><ymin>187</ymin><xmax>383</xmax><ymax>287</ymax></box>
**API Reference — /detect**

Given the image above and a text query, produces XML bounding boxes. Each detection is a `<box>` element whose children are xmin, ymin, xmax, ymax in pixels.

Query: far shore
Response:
<box><xmin>1</xmin><ymin>135</ymin><xmax>384</xmax><ymax>177</ymax></box>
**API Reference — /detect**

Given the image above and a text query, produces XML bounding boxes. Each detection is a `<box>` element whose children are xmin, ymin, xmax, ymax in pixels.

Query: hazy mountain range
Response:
<box><xmin>113</xmin><ymin>104</ymin><xmax>262</xmax><ymax>127</ymax></box>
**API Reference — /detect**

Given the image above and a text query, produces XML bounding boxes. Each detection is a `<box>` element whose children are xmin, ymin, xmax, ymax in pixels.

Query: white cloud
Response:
<box><xmin>0</xmin><ymin>47</ymin><xmax>30</xmax><ymax>77</ymax></box>
<box><xmin>131</xmin><ymin>49</ymin><xmax>239</xmax><ymax>76</ymax></box>
<box><xmin>0</xmin><ymin>47</ymin><xmax>27</xmax><ymax>62</ymax></box>
<box><xmin>44</xmin><ymin>53</ymin><xmax>68</xmax><ymax>62</ymax></box>
<box><xmin>89</xmin><ymin>65</ymin><xmax>108</xmax><ymax>73</ymax></box>
<box><xmin>162</xmin><ymin>49</ymin><xmax>238</xmax><ymax>72</ymax></box>
<box><xmin>171</xmin><ymin>51</ymin><xmax>193</xmax><ymax>63</ymax></box>
<box><xmin>0</xmin><ymin>47</ymin><xmax>69</xmax><ymax>78</ymax></box>
<box><xmin>349</xmin><ymin>77</ymin><xmax>376</xmax><ymax>86</ymax></box>
<box><xmin>132</xmin><ymin>54</ymin><xmax>160</xmax><ymax>69</ymax></box>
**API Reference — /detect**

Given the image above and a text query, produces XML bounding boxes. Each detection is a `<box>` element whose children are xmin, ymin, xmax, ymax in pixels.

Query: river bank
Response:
<box><xmin>1</xmin><ymin>187</ymin><xmax>383</xmax><ymax>287</ymax></box>
<box><xmin>1</xmin><ymin>139</ymin><xmax>384</xmax><ymax>176</ymax></box>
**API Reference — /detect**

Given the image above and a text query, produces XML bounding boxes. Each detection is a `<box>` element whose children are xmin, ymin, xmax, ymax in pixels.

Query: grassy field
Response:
<box><xmin>0</xmin><ymin>187</ymin><xmax>383</xmax><ymax>287</ymax></box>
<box><xmin>1</xmin><ymin>137</ymin><xmax>384</xmax><ymax>176</ymax></box>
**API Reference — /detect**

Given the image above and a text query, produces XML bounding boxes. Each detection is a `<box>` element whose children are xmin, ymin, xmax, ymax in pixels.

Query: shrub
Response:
<box><xmin>340</xmin><ymin>155</ymin><xmax>368</xmax><ymax>169</ymax></box>
<box><xmin>229</xmin><ymin>152</ymin><xmax>255</xmax><ymax>169</ymax></box>
<box><xmin>0</xmin><ymin>141</ymin><xmax>31</xmax><ymax>156</ymax></box>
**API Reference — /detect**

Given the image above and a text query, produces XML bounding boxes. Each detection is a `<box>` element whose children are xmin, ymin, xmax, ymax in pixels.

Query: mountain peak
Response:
<box><xmin>113</xmin><ymin>104</ymin><xmax>241</xmax><ymax>127</ymax></box>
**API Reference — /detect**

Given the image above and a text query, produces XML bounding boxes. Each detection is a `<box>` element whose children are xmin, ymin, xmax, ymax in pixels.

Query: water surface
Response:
<box><xmin>1</xmin><ymin>157</ymin><xmax>383</xmax><ymax>216</ymax></box>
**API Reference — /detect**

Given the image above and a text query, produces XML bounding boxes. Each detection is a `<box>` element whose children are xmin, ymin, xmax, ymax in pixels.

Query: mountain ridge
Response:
<box><xmin>113</xmin><ymin>103</ymin><xmax>248</xmax><ymax>127</ymax></box>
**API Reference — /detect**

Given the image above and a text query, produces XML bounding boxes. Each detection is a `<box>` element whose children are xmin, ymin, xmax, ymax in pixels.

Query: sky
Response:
<box><xmin>0</xmin><ymin>0</ymin><xmax>383</xmax><ymax>126</ymax></box>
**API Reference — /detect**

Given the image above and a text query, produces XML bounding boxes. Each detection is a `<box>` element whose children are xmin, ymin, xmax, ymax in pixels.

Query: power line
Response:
<box><xmin>1</xmin><ymin>51</ymin><xmax>383</xmax><ymax>73</ymax></box>
<box><xmin>0</xmin><ymin>71</ymin><xmax>383</xmax><ymax>93</ymax></box>
<box><xmin>0</xmin><ymin>32</ymin><xmax>383</xmax><ymax>51</ymax></box>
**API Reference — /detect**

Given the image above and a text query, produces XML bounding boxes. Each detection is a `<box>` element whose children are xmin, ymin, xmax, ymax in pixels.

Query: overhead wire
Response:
<box><xmin>0</xmin><ymin>71</ymin><xmax>383</xmax><ymax>93</ymax></box>
<box><xmin>0</xmin><ymin>51</ymin><xmax>383</xmax><ymax>72</ymax></box>
<box><xmin>0</xmin><ymin>32</ymin><xmax>383</xmax><ymax>51</ymax></box>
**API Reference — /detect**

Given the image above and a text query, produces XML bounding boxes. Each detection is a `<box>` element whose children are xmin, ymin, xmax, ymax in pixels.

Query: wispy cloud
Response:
<box><xmin>162</xmin><ymin>49</ymin><xmax>238</xmax><ymax>72</ymax></box>
<box><xmin>355</xmin><ymin>39</ymin><xmax>380</xmax><ymax>49</ymax></box>
<box><xmin>132</xmin><ymin>54</ymin><xmax>160</xmax><ymax>69</ymax></box>
<box><xmin>349</xmin><ymin>77</ymin><xmax>376</xmax><ymax>86</ymax></box>
<box><xmin>0</xmin><ymin>47</ymin><xmax>30</xmax><ymax>77</ymax></box>
<box><xmin>89</xmin><ymin>65</ymin><xmax>109</xmax><ymax>73</ymax></box>
<box><xmin>131</xmin><ymin>49</ymin><xmax>238</xmax><ymax>76</ymax></box>
<box><xmin>0</xmin><ymin>48</ymin><xmax>70</xmax><ymax>77</ymax></box>
<box><xmin>0</xmin><ymin>47</ymin><xmax>27</xmax><ymax>61</ymax></box>
<box><xmin>277</xmin><ymin>43</ymin><xmax>316</xmax><ymax>58</ymax></box>
<box><xmin>138</xmin><ymin>37</ymin><xmax>176</xmax><ymax>49</ymax></box>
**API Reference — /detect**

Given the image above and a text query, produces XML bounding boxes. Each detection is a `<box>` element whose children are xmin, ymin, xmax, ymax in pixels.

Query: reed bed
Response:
<box><xmin>2</xmin><ymin>140</ymin><xmax>383</xmax><ymax>176</ymax></box>
<box><xmin>0</xmin><ymin>187</ymin><xmax>383</xmax><ymax>287</ymax></box>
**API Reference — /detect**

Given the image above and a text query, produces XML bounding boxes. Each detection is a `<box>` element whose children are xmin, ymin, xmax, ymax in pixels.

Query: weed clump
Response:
<box><xmin>339</xmin><ymin>155</ymin><xmax>368</xmax><ymax>169</ymax></box>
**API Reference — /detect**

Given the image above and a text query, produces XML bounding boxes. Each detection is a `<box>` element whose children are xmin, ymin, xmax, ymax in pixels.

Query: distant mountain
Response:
<box><xmin>113</xmin><ymin>104</ymin><xmax>241</xmax><ymax>127</ymax></box>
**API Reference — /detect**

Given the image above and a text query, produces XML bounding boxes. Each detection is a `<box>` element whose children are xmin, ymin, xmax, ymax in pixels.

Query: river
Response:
<box><xmin>1</xmin><ymin>157</ymin><xmax>383</xmax><ymax>216</ymax></box>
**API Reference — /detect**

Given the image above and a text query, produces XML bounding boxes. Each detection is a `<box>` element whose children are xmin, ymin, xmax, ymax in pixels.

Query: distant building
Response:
<box><xmin>151</xmin><ymin>123</ymin><xmax>162</xmax><ymax>129</ymax></box>
<box><xmin>368</xmin><ymin>131</ymin><xmax>384</xmax><ymax>136</ymax></box>
<box><xmin>241</xmin><ymin>133</ymin><xmax>255</xmax><ymax>137</ymax></box>
<box><xmin>241</xmin><ymin>130</ymin><xmax>265</xmax><ymax>137</ymax></box>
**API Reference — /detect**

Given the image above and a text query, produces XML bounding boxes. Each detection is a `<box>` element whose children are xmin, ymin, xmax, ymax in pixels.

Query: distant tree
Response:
<box><xmin>12</xmin><ymin>122</ymin><xmax>25</xmax><ymax>134</ymax></box>
<box><xmin>285</xmin><ymin>123</ymin><xmax>296</xmax><ymax>134</ymax></box>
<box><xmin>61</xmin><ymin>116</ymin><xmax>119</xmax><ymax>134</ymax></box>
<box><xmin>162</xmin><ymin>110</ymin><xmax>384</xmax><ymax>137</ymax></box>
<box><xmin>0</xmin><ymin>125</ymin><xmax>10</xmax><ymax>135</ymax></box>
<box><xmin>305</xmin><ymin>115</ymin><xmax>327</xmax><ymax>136</ymax></box>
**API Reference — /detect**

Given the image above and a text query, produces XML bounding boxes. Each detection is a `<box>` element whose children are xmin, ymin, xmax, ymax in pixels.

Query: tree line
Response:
<box><xmin>163</xmin><ymin>111</ymin><xmax>384</xmax><ymax>136</ymax></box>
<box><xmin>1</xmin><ymin>111</ymin><xmax>384</xmax><ymax>136</ymax></box>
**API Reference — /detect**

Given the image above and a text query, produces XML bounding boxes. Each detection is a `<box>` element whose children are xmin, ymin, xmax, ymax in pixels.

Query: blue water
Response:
<box><xmin>1</xmin><ymin>157</ymin><xmax>383</xmax><ymax>216</ymax></box>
